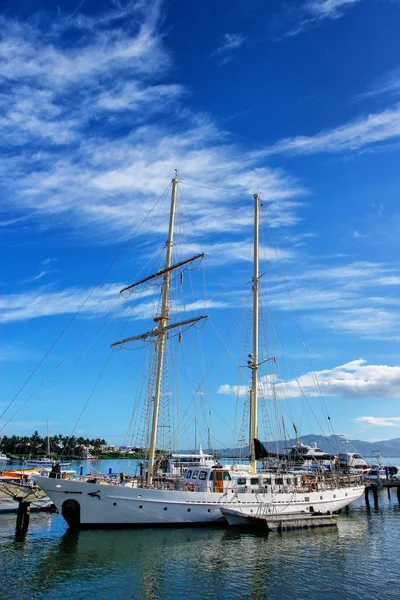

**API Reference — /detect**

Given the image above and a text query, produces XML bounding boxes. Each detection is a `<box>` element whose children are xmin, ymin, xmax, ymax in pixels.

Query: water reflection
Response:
<box><xmin>1</xmin><ymin>502</ymin><xmax>400</xmax><ymax>600</ymax></box>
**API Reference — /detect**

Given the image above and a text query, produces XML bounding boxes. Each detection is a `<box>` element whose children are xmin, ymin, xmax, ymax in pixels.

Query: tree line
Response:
<box><xmin>0</xmin><ymin>431</ymin><xmax>107</xmax><ymax>457</ymax></box>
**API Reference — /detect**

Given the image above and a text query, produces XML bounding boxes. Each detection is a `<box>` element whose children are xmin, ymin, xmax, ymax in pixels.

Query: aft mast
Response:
<box><xmin>249</xmin><ymin>193</ymin><xmax>260</xmax><ymax>474</ymax></box>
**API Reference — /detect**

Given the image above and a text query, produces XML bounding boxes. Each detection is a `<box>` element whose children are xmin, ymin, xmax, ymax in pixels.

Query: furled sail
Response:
<box><xmin>253</xmin><ymin>438</ymin><xmax>286</xmax><ymax>460</ymax></box>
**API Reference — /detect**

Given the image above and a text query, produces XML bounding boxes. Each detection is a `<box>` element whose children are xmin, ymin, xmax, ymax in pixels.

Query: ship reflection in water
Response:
<box><xmin>0</xmin><ymin>499</ymin><xmax>399</xmax><ymax>600</ymax></box>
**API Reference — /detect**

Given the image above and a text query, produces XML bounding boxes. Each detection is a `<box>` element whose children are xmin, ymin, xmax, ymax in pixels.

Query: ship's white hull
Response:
<box><xmin>33</xmin><ymin>475</ymin><xmax>365</xmax><ymax>528</ymax></box>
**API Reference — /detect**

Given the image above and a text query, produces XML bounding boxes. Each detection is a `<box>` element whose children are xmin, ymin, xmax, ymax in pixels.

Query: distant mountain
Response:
<box><xmin>214</xmin><ymin>435</ymin><xmax>400</xmax><ymax>458</ymax></box>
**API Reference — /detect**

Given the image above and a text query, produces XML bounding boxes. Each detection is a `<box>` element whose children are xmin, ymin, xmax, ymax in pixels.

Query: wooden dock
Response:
<box><xmin>364</xmin><ymin>478</ymin><xmax>400</xmax><ymax>508</ymax></box>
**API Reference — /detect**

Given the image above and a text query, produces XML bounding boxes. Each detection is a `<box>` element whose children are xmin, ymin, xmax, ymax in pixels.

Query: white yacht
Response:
<box><xmin>24</xmin><ymin>458</ymin><xmax>71</xmax><ymax>467</ymax></box>
<box><xmin>285</xmin><ymin>441</ymin><xmax>334</xmax><ymax>467</ymax></box>
<box><xmin>338</xmin><ymin>452</ymin><xmax>370</xmax><ymax>474</ymax></box>
<box><xmin>34</xmin><ymin>175</ymin><xmax>365</xmax><ymax>528</ymax></box>
<box><xmin>164</xmin><ymin>446</ymin><xmax>217</xmax><ymax>478</ymax></box>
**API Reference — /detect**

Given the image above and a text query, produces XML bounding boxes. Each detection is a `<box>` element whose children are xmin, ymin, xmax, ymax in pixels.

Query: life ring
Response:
<box><xmin>309</xmin><ymin>480</ymin><xmax>317</xmax><ymax>492</ymax></box>
<box><xmin>185</xmin><ymin>482</ymin><xmax>195</xmax><ymax>492</ymax></box>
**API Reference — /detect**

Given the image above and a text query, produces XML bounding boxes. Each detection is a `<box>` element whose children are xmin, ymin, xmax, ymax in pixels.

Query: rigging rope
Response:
<box><xmin>1</xmin><ymin>182</ymin><xmax>172</xmax><ymax>426</ymax></box>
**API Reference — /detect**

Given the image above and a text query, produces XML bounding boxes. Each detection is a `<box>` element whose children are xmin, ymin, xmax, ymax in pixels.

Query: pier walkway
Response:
<box><xmin>364</xmin><ymin>478</ymin><xmax>400</xmax><ymax>508</ymax></box>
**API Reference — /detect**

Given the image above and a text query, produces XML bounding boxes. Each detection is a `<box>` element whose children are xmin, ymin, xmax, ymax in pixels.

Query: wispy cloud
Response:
<box><xmin>219</xmin><ymin>359</ymin><xmax>400</xmax><ymax>400</ymax></box>
<box><xmin>265</xmin><ymin>260</ymin><xmax>400</xmax><ymax>341</ymax></box>
<box><xmin>0</xmin><ymin>281</ymin><xmax>228</xmax><ymax>324</ymax></box>
<box><xmin>23</xmin><ymin>258</ymin><xmax>58</xmax><ymax>283</ymax></box>
<box><xmin>0</xmin><ymin>3</ymin><xmax>302</xmax><ymax>242</ymax></box>
<box><xmin>258</xmin><ymin>104</ymin><xmax>400</xmax><ymax>156</ymax></box>
<box><xmin>287</xmin><ymin>0</ymin><xmax>362</xmax><ymax>35</ymax></box>
<box><xmin>0</xmin><ymin>283</ymin><xmax>125</xmax><ymax>324</ymax></box>
<box><xmin>355</xmin><ymin>416</ymin><xmax>400</xmax><ymax>427</ymax></box>
<box><xmin>307</xmin><ymin>0</ymin><xmax>361</xmax><ymax>18</ymax></box>
<box><xmin>355</xmin><ymin>68</ymin><xmax>400</xmax><ymax>101</ymax></box>
<box><xmin>210</xmin><ymin>33</ymin><xmax>246</xmax><ymax>64</ymax></box>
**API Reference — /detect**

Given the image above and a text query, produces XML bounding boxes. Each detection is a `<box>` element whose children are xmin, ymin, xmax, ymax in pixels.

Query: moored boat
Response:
<box><xmin>33</xmin><ymin>174</ymin><xmax>365</xmax><ymax>528</ymax></box>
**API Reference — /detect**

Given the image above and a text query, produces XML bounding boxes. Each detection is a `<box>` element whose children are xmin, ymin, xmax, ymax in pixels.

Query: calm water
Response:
<box><xmin>1</xmin><ymin>471</ymin><xmax>400</xmax><ymax>599</ymax></box>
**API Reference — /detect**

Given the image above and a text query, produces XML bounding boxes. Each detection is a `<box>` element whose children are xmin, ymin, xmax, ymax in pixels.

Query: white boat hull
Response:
<box><xmin>220</xmin><ymin>507</ymin><xmax>338</xmax><ymax>530</ymax></box>
<box><xmin>33</xmin><ymin>475</ymin><xmax>365</xmax><ymax>528</ymax></box>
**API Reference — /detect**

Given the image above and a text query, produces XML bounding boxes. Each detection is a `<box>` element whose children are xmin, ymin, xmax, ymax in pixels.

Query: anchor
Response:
<box><xmin>87</xmin><ymin>490</ymin><xmax>101</xmax><ymax>499</ymax></box>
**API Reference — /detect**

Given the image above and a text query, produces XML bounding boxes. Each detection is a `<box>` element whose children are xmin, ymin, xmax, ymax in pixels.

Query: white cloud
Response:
<box><xmin>0</xmin><ymin>282</ymin><xmax>229</xmax><ymax>324</ymax></box>
<box><xmin>259</xmin><ymin>104</ymin><xmax>400</xmax><ymax>156</ymax></box>
<box><xmin>312</xmin><ymin>307</ymin><xmax>400</xmax><ymax>340</ymax></box>
<box><xmin>355</xmin><ymin>68</ymin><xmax>400</xmax><ymax>101</ymax></box>
<box><xmin>0</xmin><ymin>4</ymin><xmax>303</xmax><ymax>242</ymax></box>
<box><xmin>181</xmin><ymin>240</ymin><xmax>295</xmax><ymax>265</ymax></box>
<box><xmin>355</xmin><ymin>416</ymin><xmax>400</xmax><ymax>427</ymax></box>
<box><xmin>218</xmin><ymin>359</ymin><xmax>400</xmax><ymax>400</ymax></box>
<box><xmin>287</xmin><ymin>0</ymin><xmax>362</xmax><ymax>35</ymax></box>
<box><xmin>23</xmin><ymin>258</ymin><xmax>58</xmax><ymax>284</ymax></box>
<box><xmin>0</xmin><ymin>284</ymin><xmax>125</xmax><ymax>324</ymax></box>
<box><xmin>306</xmin><ymin>0</ymin><xmax>361</xmax><ymax>18</ymax></box>
<box><xmin>258</xmin><ymin>260</ymin><xmax>400</xmax><ymax>341</ymax></box>
<box><xmin>210</xmin><ymin>33</ymin><xmax>246</xmax><ymax>64</ymax></box>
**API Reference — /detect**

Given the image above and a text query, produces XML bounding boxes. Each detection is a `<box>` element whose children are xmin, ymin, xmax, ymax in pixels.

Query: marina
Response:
<box><xmin>0</xmin><ymin>486</ymin><xmax>399</xmax><ymax>600</ymax></box>
<box><xmin>29</xmin><ymin>178</ymin><xmax>365</xmax><ymax>529</ymax></box>
<box><xmin>1</xmin><ymin>1</ymin><xmax>400</xmax><ymax>598</ymax></box>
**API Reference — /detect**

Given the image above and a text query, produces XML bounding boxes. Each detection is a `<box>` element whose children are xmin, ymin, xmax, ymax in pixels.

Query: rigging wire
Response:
<box><xmin>258</xmin><ymin>211</ymin><xmax>335</xmax><ymax>446</ymax></box>
<box><xmin>0</xmin><ymin>182</ymin><xmax>172</xmax><ymax>425</ymax></box>
<box><xmin>61</xmin><ymin>350</ymin><xmax>115</xmax><ymax>459</ymax></box>
<box><xmin>0</xmin><ymin>311</ymin><xmax>116</xmax><ymax>433</ymax></box>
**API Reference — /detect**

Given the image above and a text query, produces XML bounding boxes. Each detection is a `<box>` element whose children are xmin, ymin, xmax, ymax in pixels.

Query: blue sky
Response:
<box><xmin>1</xmin><ymin>0</ymin><xmax>400</xmax><ymax>449</ymax></box>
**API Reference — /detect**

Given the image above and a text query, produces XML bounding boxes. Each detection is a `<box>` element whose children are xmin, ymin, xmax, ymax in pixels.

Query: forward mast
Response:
<box><xmin>111</xmin><ymin>171</ymin><xmax>207</xmax><ymax>486</ymax></box>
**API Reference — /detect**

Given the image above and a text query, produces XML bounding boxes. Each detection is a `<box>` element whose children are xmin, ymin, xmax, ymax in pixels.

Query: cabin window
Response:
<box><xmin>237</xmin><ymin>478</ymin><xmax>247</xmax><ymax>486</ymax></box>
<box><xmin>275</xmin><ymin>478</ymin><xmax>284</xmax><ymax>485</ymax></box>
<box><xmin>209</xmin><ymin>472</ymin><xmax>214</xmax><ymax>481</ymax></box>
<box><xmin>192</xmin><ymin>471</ymin><xmax>198</xmax><ymax>479</ymax></box>
<box><xmin>224</xmin><ymin>472</ymin><xmax>231</xmax><ymax>481</ymax></box>
<box><xmin>262</xmin><ymin>478</ymin><xmax>272</xmax><ymax>486</ymax></box>
<box><xmin>186</xmin><ymin>470</ymin><xmax>193</xmax><ymax>479</ymax></box>
<box><xmin>199</xmin><ymin>471</ymin><xmax>207</xmax><ymax>480</ymax></box>
<box><xmin>250</xmin><ymin>478</ymin><xmax>259</xmax><ymax>486</ymax></box>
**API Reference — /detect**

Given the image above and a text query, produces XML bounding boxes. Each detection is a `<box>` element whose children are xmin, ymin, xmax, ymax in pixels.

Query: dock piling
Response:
<box><xmin>372</xmin><ymin>485</ymin><xmax>379</xmax><ymax>509</ymax></box>
<box><xmin>15</xmin><ymin>500</ymin><xmax>31</xmax><ymax>533</ymax></box>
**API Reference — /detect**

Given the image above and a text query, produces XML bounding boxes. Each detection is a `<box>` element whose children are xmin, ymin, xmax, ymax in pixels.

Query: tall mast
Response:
<box><xmin>147</xmin><ymin>172</ymin><xmax>178</xmax><ymax>485</ymax></box>
<box><xmin>249</xmin><ymin>193</ymin><xmax>260</xmax><ymax>474</ymax></box>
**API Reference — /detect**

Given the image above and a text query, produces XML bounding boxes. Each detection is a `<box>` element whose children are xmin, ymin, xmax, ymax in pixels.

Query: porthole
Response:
<box><xmin>137</xmin><ymin>494</ymin><xmax>142</xmax><ymax>499</ymax></box>
<box><xmin>207</xmin><ymin>509</ymin><xmax>211</xmax><ymax>513</ymax></box>
<box><xmin>164</xmin><ymin>507</ymin><xmax>168</xmax><ymax>511</ymax></box>
<box><xmin>345</xmin><ymin>493</ymin><xmax>348</xmax><ymax>497</ymax></box>
<box><xmin>187</xmin><ymin>508</ymin><xmax>191</xmax><ymax>512</ymax></box>
<box><xmin>333</xmin><ymin>494</ymin><xmax>336</xmax><ymax>498</ymax></box>
<box><xmin>113</xmin><ymin>502</ymin><xmax>117</xmax><ymax>506</ymax></box>
<box><xmin>56</xmin><ymin>485</ymin><xmax>61</xmax><ymax>489</ymax></box>
<box><xmin>139</xmin><ymin>505</ymin><xmax>143</xmax><ymax>509</ymax></box>
<box><xmin>320</xmin><ymin>496</ymin><xmax>323</xmax><ymax>500</ymax></box>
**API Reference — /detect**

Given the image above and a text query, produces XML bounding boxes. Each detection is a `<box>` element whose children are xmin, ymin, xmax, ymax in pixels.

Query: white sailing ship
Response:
<box><xmin>34</xmin><ymin>174</ymin><xmax>364</xmax><ymax>528</ymax></box>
